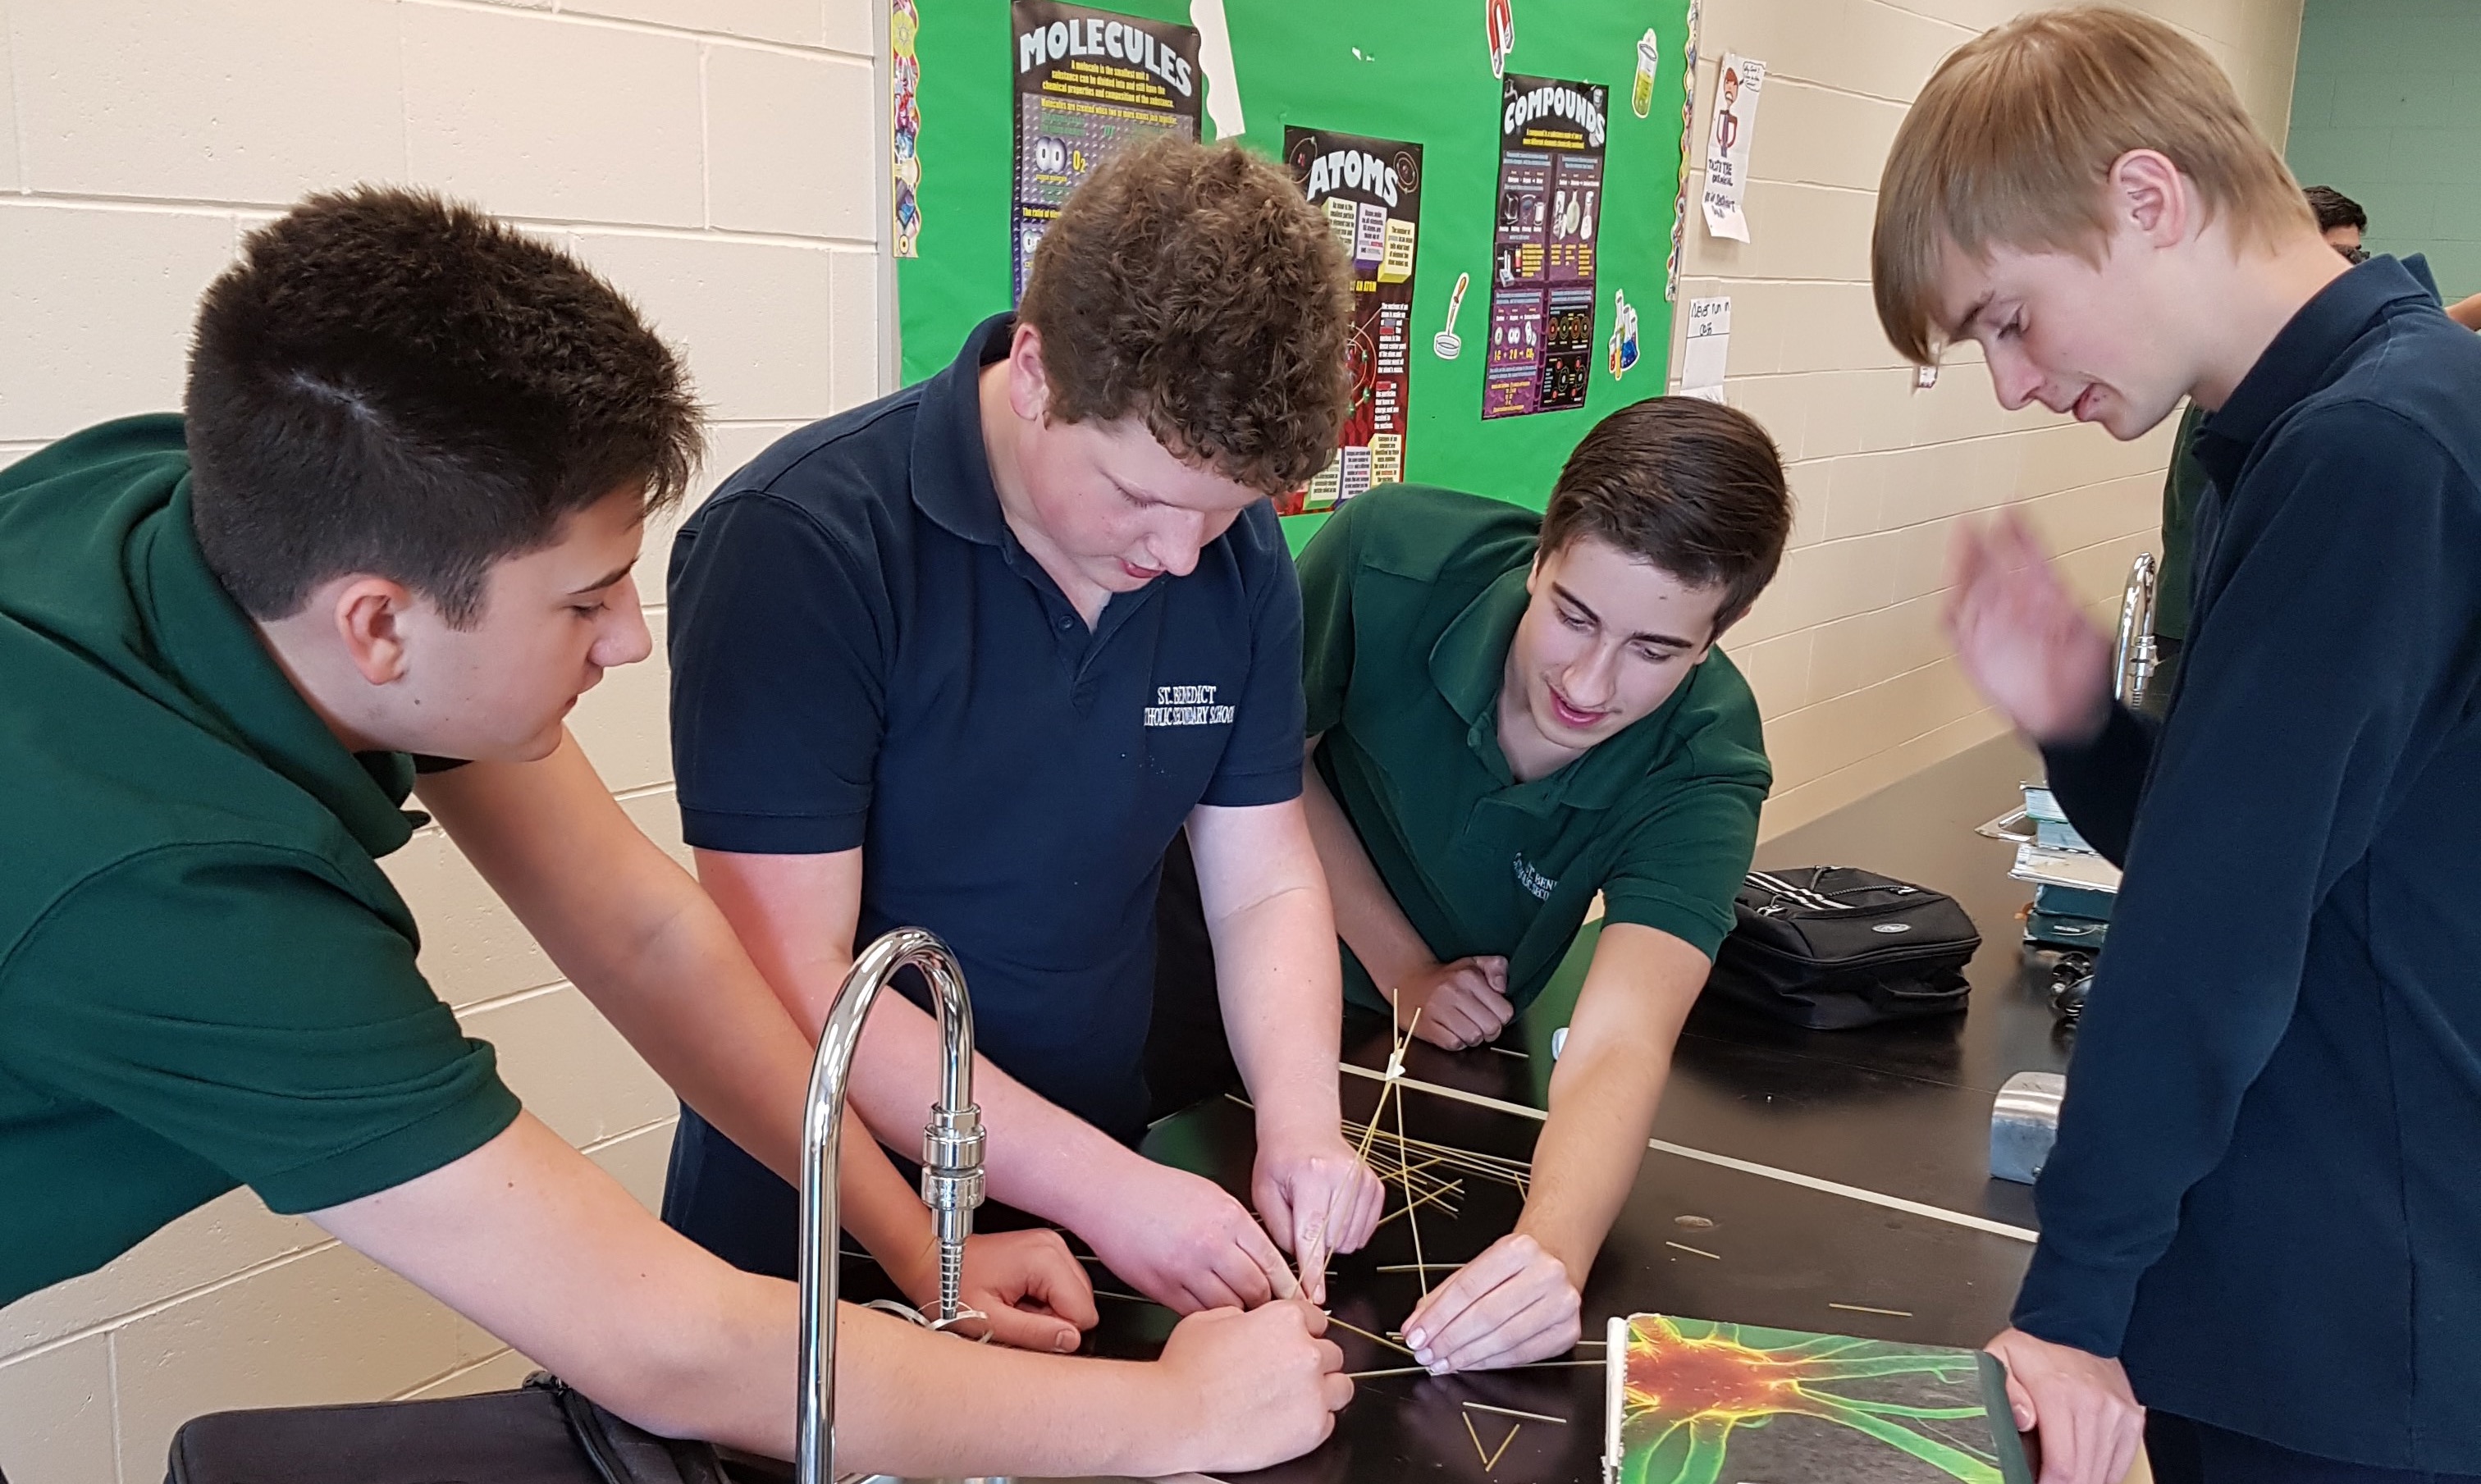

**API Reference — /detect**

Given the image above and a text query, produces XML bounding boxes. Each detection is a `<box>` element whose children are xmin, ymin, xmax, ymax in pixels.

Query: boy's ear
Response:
<box><xmin>328</xmin><ymin>576</ymin><xmax>418</xmax><ymax>687</ymax></box>
<box><xmin>1006</xmin><ymin>321</ymin><xmax>1053</xmax><ymax>424</ymax></box>
<box><xmin>2109</xmin><ymin>148</ymin><xmax>2192</xmax><ymax>249</ymax></box>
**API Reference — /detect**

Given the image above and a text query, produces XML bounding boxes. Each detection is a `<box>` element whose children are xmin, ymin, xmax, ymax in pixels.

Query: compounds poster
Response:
<box><xmin>1483</xmin><ymin>73</ymin><xmax>1609</xmax><ymax>420</ymax></box>
<box><xmin>1283</xmin><ymin>127</ymin><xmax>1423</xmax><ymax>513</ymax></box>
<box><xmin>1010</xmin><ymin>2</ymin><xmax>1202</xmax><ymax>300</ymax></box>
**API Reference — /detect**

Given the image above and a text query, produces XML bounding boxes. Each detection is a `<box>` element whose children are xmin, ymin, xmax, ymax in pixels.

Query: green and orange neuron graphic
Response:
<box><xmin>1615</xmin><ymin>1314</ymin><xmax>2031</xmax><ymax>1484</ymax></box>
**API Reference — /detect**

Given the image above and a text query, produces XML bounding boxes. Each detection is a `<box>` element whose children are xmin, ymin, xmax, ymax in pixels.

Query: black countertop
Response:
<box><xmin>847</xmin><ymin>735</ymin><xmax>2074</xmax><ymax>1482</ymax></box>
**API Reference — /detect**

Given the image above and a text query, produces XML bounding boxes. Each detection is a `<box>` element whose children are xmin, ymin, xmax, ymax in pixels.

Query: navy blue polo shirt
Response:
<box><xmin>2020</xmin><ymin>258</ymin><xmax>2481</xmax><ymax>1471</ymax></box>
<box><xmin>667</xmin><ymin>314</ymin><xmax>1306</xmax><ymax>1140</ymax></box>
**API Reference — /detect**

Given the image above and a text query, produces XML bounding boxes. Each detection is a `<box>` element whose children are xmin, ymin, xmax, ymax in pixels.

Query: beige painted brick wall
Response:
<box><xmin>0</xmin><ymin>2</ymin><xmax>879</xmax><ymax>1480</ymax></box>
<box><xmin>1674</xmin><ymin>0</ymin><xmax>2305</xmax><ymax>839</ymax></box>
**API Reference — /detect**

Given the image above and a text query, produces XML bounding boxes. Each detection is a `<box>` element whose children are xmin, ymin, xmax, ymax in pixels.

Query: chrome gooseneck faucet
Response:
<box><xmin>797</xmin><ymin>927</ymin><xmax>985</xmax><ymax>1484</ymax></box>
<box><xmin>2113</xmin><ymin>550</ymin><xmax>2159</xmax><ymax>709</ymax></box>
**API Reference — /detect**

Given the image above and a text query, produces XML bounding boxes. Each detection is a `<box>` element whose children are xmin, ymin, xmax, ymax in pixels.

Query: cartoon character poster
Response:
<box><xmin>1700</xmin><ymin>51</ymin><xmax>1765</xmax><ymax>242</ymax></box>
<box><xmin>1483</xmin><ymin>73</ymin><xmax>1608</xmax><ymax>419</ymax></box>
<box><xmin>1010</xmin><ymin>2</ymin><xmax>1203</xmax><ymax>301</ymax></box>
<box><xmin>1279</xmin><ymin>127</ymin><xmax>1423</xmax><ymax>514</ymax></box>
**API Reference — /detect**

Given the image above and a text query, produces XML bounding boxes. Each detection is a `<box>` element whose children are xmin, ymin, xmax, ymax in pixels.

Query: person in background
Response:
<box><xmin>2147</xmin><ymin>183</ymin><xmax>2369</xmax><ymax>713</ymax></box>
<box><xmin>661</xmin><ymin>138</ymin><xmax>1385</xmax><ymax>1313</ymax></box>
<box><xmin>1155</xmin><ymin>397</ymin><xmax>1789</xmax><ymax>1373</ymax></box>
<box><xmin>1876</xmin><ymin>9</ymin><xmax>2481</xmax><ymax>1483</ymax></box>
<box><xmin>0</xmin><ymin>186</ymin><xmax>1350</xmax><ymax>1482</ymax></box>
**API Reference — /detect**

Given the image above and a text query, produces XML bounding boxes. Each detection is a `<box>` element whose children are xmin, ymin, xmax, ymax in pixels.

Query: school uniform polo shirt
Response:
<box><xmin>667</xmin><ymin>314</ymin><xmax>1305</xmax><ymax>1141</ymax></box>
<box><xmin>1298</xmin><ymin>484</ymin><xmax>1770</xmax><ymax>1015</ymax></box>
<box><xmin>0</xmin><ymin>417</ymin><xmax>520</xmax><ymax>1308</ymax></box>
<box><xmin>2019</xmin><ymin>258</ymin><xmax>2481</xmax><ymax>1472</ymax></box>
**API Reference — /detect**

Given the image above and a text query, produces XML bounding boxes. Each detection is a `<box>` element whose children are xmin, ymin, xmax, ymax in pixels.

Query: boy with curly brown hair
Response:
<box><xmin>662</xmin><ymin>139</ymin><xmax>1387</xmax><ymax>1313</ymax></box>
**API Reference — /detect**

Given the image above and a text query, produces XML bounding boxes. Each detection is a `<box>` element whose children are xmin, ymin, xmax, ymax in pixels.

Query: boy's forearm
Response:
<box><xmin>1515</xmin><ymin>924</ymin><xmax>1707</xmax><ymax>1276</ymax></box>
<box><xmin>1515</xmin><ymin>1037</ymin><xmax>1670</xmax><ymax>1278</ymax></box>
<box><xmin>844</xmin><ymin>989</ymin><xmax>1155</xmax><ymax>1232</ymax></box>
<box><xmin>609</xmin><ymin>896</ymin><xmax>816</xmax><ymax>1178</ymax></box>
<box><xmin>550</xmin><ymin>839</ymin><xmax>948</xmax><ymax>1276</ymax></box>
<box><xmin>826</xmin><ymin>1305</ymin><xmax>1181</xmax><ymax>1478</ymax></box>
<box><xmin>1299</xmin><ymin>752</ymin><xmax>1433</xmax><ymax>994</ymax></box>
<box><xmin>1213</xmin><ymin>883</ymin><xmax>1348</xmax><ymax>1140</ymax></box>
<box><xmin>321</xmin><ymin>1116</ymin><xmax>1184</xmax><ymax>1479</ymax></box>
<box><xmin>588</xmin><ymin>1263</ymin><xmax>1181</xmax><ymax>1477</ymax></box>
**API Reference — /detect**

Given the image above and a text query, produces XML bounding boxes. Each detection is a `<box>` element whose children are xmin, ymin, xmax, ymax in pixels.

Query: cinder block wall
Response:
<box><xmin>0</xmin><ymin>4</ymin><xmax>881</xmax><ymax>1481</ymax></box>
<box><xmin>2287</xmin><ymin>0</ymin><xmax>2481</xmax><ymax>302</ymax></box>
<box><xmin>1675</xmin><ymin>0</ymin><xmax>2305</xmax><ymax>838</ymax></box>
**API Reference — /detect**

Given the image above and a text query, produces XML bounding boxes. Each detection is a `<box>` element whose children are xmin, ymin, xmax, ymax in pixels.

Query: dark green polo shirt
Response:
<box><xmin>0</xmin><ymin>416</ymin><xmax>520</xmax><ymax>1308</ymax></box>
<box><xmin>2155</xmin><ymin>402</ymin><xmax>2205</xmax><ymax>643</ymax></box>
<box><xmin>1300</xmin><ymin>484</ymin><xmax>1771</xmax><ymax>1014</ymax></box>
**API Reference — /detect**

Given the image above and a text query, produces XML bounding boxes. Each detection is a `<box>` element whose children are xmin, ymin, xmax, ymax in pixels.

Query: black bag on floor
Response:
<box><xmin>1706</xmin><ymin>866</ymin><xmax>1981</xmax><ymax>1030</ymax></box>
<box><xmin>163</xmin><ymin>1372</ymin><xmax>781</xmax><ymax>1484</ymax></box>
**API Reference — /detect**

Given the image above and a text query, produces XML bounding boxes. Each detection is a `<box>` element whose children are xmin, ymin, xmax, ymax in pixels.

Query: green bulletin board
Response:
<box><xmin>898</xmin><ymin>0</ymin><xmax>1697</xmax><ymax>546</ymax></box>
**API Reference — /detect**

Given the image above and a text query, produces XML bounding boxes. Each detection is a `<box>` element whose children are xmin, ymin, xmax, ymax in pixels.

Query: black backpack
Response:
<box><xmin>1706</xmin><ymin>866</ymin><xmax>1982</xmax><ymax>1030</ymax></box>
<box><xmin>163</xmin><ymin>1373</ymin><xmax>779</xmax><ymax>1484</ymax></box>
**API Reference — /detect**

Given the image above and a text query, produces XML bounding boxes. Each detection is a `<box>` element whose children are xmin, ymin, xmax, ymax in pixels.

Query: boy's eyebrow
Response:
<box><xmin>1551</xmin><ymin>582</ymin><xmax>1697</xmax><ymax>648</ymax></box>
<box><xmin>1953</xmin><ymin>292</ymin><xmax>1995</xmax><ymax>340</ymax></box>
<box><xmin>569</xmin><ymin>559</ymin><xmax>636</xmax><ymax>595</ymax></box>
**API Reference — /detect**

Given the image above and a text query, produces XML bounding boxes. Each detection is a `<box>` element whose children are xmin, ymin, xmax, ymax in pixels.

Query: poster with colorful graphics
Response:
<box><xmin>1483</xmin><ymin>73</ymin><xmax>1608</xmax><ymax>419</ymax></box>
<box><xmin>1010</xmin><ymin>2</ymin><xmax>1202</xmax><ymax>301</ymax></box>
<box><xmin>1280</xmin><ymin>127</ymin><xmax>1423</xmax><ymax>514</ymax></box>
<box><xmin>1606</xmin><ymin>1313</ymin><xmax>2033</xmax><ymax>1484</ymax></box>
<box><xmin>892</xmin><ymin>0</ymin><xmax>922</xmax><ymax>257</ymax></box>
<box><xmin>1700</xmin><ymin>51</ymin><xmax>1765</xmax><ymax>242</ymax></box>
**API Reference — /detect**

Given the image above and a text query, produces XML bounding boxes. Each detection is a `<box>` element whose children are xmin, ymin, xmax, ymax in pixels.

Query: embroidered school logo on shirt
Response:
<box><xmin>1513</xmin><ymin>854</ymin><xmax>1558</xmax><ymax>901</ymax></box>
<box><xmin>1145</xmin><ymin>683</ymin><xmax>1236</xmax><ymax>727</ymax></box>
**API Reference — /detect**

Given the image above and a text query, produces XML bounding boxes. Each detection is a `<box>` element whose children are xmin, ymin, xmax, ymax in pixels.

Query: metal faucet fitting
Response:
<box><xmin>797</xmin><ymin>927</ymin><xmax>984</xmax><ymax>1484</ymax></box>
<box><xmin>2113</xmin><ymin>550</ymin><xmax>2159</xmax><ymax>708</ymax></box>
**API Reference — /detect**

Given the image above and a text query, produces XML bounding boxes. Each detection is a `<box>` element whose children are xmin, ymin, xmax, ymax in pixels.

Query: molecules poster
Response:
<box><xmin>1483</xmin><ymin>73</ymin><xmax>1609</xmax><ymax>420</ymax></box>
<box><xmin>1282</xmin><ymin>127</ymin><xmax>1424</xmax><ymax>514</ymax></box>
<box><xmin>1009</xmin><ymin>2</ymin><xmax>1202</xmax><ymax>300</ymax></box>
<box><xmin>1607</xmin><ymin>1314</ymin><xmax>2034</xmax><ymax>1484</ymax></box>
<box><xmin>900</xmin><ymin>0</ymin><xmax>1694</xmax><ymax>536</ymax></box>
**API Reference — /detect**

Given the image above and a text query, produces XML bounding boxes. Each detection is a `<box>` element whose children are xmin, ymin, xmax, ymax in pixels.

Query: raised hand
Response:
<box><xmin>1944</xmin><ymin>511</ymin><xmax>2114</xmax><ymax>746</ymax></box>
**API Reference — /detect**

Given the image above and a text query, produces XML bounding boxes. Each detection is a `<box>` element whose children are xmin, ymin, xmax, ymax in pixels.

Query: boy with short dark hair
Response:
<box><xmin>0</xmin><ymin>185</ymin><xmax>1349</xmax><ymax>1481</ymax></box>
<box><xmin>1876</xmin><ymin>9</ymin><xmax>2481</xmax><ymax>1482</ymax></box>
<box><xmin>663</xmin><ymin>137</ymin><xmax>1386</xmax><ymax>1311</ymax></box>
<box><xmin>1162</xmin><ymin>395</ymin><xmax>1790</xmax><ymax>1372</ymax></box>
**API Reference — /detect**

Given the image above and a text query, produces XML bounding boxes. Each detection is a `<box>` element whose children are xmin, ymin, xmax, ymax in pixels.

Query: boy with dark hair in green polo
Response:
<box><xmin>0</xmin><ymin>186</ymin><xmax>1348</xmax><ymax>1482</ymax></box>
<box><xmin>1161</xmin><ymin>395</ymin><xmax>1791</xmax><ymax>1371</ymax></box>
